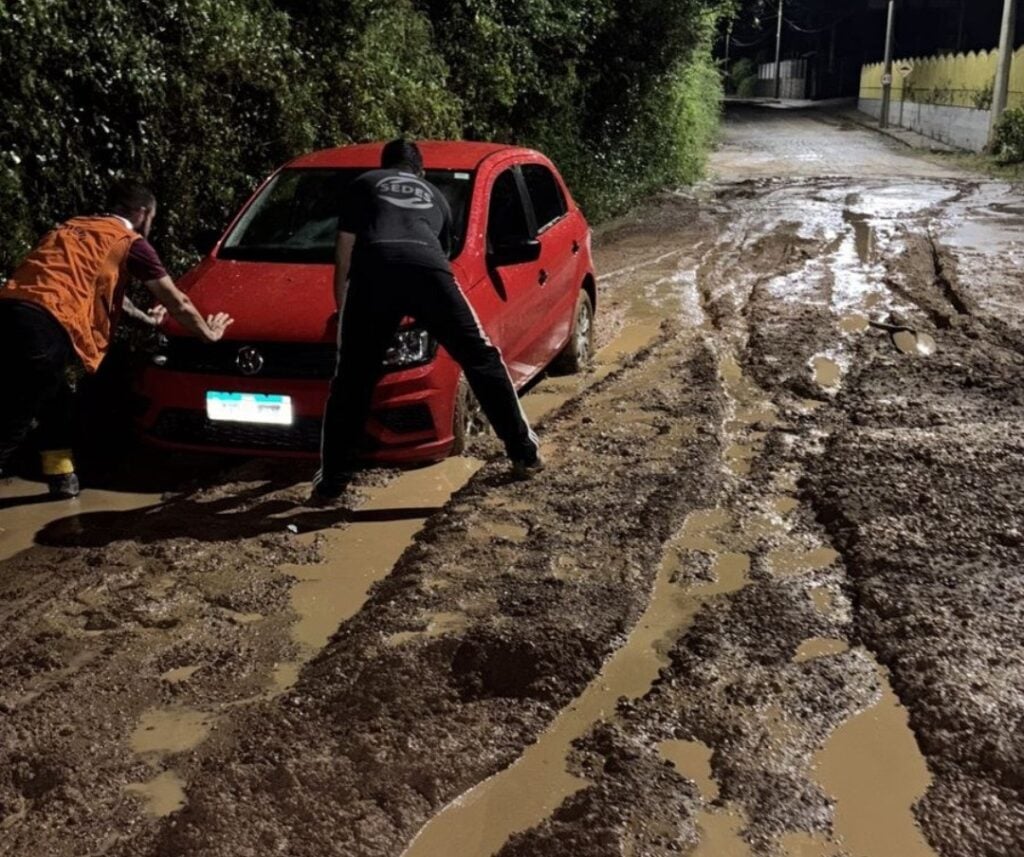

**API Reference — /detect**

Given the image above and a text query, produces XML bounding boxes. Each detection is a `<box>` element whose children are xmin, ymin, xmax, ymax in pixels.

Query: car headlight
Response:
<box><xmin>382</xmin><ymin>327</ymin><xmax>436</xmax><ymax>368</ymax></box>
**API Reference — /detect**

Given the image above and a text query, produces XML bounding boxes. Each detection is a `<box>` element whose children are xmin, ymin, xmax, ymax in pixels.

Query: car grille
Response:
<box><xmin>164</xmin><ymin>339</ymin><xmax>337</xmax><ymax>380</ymax></box>
<box><xmin>153</xmin><ymin>409</ymin><xmax>323</xmax><ymax>452</ymax></box>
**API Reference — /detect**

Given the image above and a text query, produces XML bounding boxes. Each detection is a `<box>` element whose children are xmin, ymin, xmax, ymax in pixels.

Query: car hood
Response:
<box><xmin>164</xmin><ymin>258</ymin><xmax>336</xmax><ymax>342</ymax></box>
<box><xmin>165</xmin><ymin>257</ymin><xmax>472</xmax><ymax>342</ymax></box>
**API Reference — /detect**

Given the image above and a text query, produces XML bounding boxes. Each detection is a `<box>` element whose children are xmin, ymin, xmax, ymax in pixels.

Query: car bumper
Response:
<box><xmin>134</xmin><ymin>358</ymin><xmax>460</xmax><ymax>463</ymax></box>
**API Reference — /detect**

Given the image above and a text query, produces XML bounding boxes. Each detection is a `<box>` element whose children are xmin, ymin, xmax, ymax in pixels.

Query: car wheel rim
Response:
<box><xmin>576</xmin><ymin>302</ymin><xmax>592</xmax><ymax>362</ymax></box>
<box><xmin>463</xmin><ymin>389</ymin><xmax>487</xmax><ymax>437</ymax></box>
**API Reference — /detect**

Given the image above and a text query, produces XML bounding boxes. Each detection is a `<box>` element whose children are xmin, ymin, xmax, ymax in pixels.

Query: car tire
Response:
<box><xmin>451</xmin><ymin>376</ymin><xmax>489</xmax><ymax>455</ymax></box>
<box><xmin>550</xmin><ymin>289</ymin><xmax>594</xmax><ymax>375</ymax></box>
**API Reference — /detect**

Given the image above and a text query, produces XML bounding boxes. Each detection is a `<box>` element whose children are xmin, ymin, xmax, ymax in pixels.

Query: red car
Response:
<box><xmin>135</xmin><ymin>141</ymin><xmax>597</xmax><ymax>463</ymax></box>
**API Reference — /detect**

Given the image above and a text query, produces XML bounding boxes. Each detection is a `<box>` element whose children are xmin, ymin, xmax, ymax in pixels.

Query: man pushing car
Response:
<box><xmin>0</xmin><ymin>179</ymin><xmax>233</xmax><ymax>497</ymax></box>
<box><xmin>312</xmin><ymin>139</ymin><xmax>542</xmax><ymax>501</ymax></box>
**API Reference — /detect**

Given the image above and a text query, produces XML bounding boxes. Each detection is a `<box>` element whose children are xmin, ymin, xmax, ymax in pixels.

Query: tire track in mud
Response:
<box><xmin>801</xmin><ymin>249</ymin><xmax>1024</xmax><ymax>856</ymax></box>
<box><xmin>104</xmin><ymin>322</ymin><xmax>726</xmax><ymax>856</ymax></box>
<box><xmin>693</xmin><ymin>178</ymin><xmax>1024</xmax><ymax>856</ymax></box>
<box><xmin>486</xmin><ymin>208</ymin><xmax>948</xmax><ymax>857</ymax></box>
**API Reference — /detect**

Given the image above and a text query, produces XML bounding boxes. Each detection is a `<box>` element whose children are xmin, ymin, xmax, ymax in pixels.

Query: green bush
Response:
<box><xmin>729</xmin><ymin>58</ymin><xmax>756</xmax><ymax>94</ymax></box>
<box><xmin>973</xmin><ymin>78</ymin><xmax>994</xmax><ymax>111</ymax></box>
<box><xmin>737</xmin><ymin>74</ymin><xmax>760</xmax><ymax>98</ymax></box>
<box><xmin>0</xmin><ymin>0</ymin><xmax>732</xmax><ymax>273</ymax></box>
<box><xmin>994</xmin><ymin>107</ymin><xmax>1024</xmax><ymax>164</ymax></box>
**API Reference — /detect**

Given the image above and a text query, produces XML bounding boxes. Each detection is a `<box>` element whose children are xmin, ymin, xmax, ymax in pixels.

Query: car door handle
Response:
<box><xmin>538</xmin><ymin>269</ymin><xmax>549</xmax><ymax>286</ymax></box>
<box><xmin>572</xmin><ymin>240</ymin><xmax>580</xmax><ymax>255</ymax></box>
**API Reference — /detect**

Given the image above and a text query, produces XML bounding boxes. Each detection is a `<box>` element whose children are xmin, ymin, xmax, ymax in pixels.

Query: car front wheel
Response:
<box><xmin>550</xmin><ymin>289</ymin><xmax>594</xmax><ymax>375</ymax></box>
<box><xmin>451</xmin><ymin>376</ymin><xmax>489</xmax><ymax>455</ymax></box>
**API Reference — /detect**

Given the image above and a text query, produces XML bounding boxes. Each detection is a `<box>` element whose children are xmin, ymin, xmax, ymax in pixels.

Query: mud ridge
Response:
<box><xmin>802</xmin><ymin>326</ymin><xmax>1024</xmax><ymax>855</ymax></box>
<box><xmin>487</xmin><ymin>339</ymin><xmax>871</xmax><ymax>855</ymax></box>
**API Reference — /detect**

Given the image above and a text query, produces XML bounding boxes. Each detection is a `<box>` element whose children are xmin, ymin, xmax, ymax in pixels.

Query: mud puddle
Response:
<box><xmin>658</xmin><ymin>739</ymin><xmax>716</xmax><ymax>799</ymax></box>
<box><xmin>659</xmin><ymin>740</ymin><xmax>756</xmax><ymax>857</ymax></box>
<box><xmin>402</xmin><ymin>509</ymin><xmax>747</xmax><ymax>857</ymax></box>
<box><xmin>842</xmin><ymin>210</ymin><xmax>876</xmax><ymax>265</ymax></box>
<box><xmin>0</xmin><ymin>478</ymin><xmax>160</xmax><ymax>561</ymax></box>
<box><xmin>125</xmin><ymin>771</ymin><xmax>187</xmax><ymax>818</ymax></box>
<box><xmin>892</xmin><ymin>329</ymin><xmax>937</xmax><ymax>356</ymax></box>
<box><xmin>814</xmin><ymin>661</ymin><xmax>938</xmax><ymax>857</ymax></box>
<box><xmin>811</xmin><ymin>356</ymin><xmax>840</xmax><ymax>388</ymax></box>
<box><xmin>129</xmin><ymin>707</ymin><xmax>213</xmax><ymax>755</ymax></box>
<box><xmin>282</xmin><ymin>458</ymin><xmax>480</xmax><ymax>658</ymax></box>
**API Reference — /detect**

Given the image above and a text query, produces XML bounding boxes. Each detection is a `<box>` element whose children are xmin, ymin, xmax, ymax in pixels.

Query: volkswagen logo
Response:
<box><xmin>236</xmin><ymin>346</ymin><xmax>265</xmax><ymax>376</ymax></box>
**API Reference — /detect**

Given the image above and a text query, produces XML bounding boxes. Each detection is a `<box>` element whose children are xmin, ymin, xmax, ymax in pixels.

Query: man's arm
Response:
<box><xmin>122</xmin><ymin>296</ymin><xmax>167</xmax><ymax>327</ymax></box>
<box><xmin>334</xmin><ymin>231</ymin><xmax>356</xmax><ymax>315</ymax></box>
<box><xmin>144</xmin><ymin>275</ymin><xmax>233</xmax><ymax>342</ymax></box>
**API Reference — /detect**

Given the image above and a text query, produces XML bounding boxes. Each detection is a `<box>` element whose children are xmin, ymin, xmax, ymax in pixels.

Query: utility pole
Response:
<box><xmin>773</xmin><ymin>0</ymin><xmax>784</xmax><ymax>99</ymax></box>
<box><xmin>879</xmin><ymin>0</ymin><xmax>896</xmax><ymax>129</ymax></box>
<box><xmin>725</xmin><ymin>20</ymin><xmax>732</xmax><ymax>66</ymax></box>
<box><xmin>989</xmin><ymin>0</ymin><xmax>1018</xmax><ymax>147</ymax></box>
<box><xmin>956</xmin><ymin>0</ymin><xmax>966</xmax><ymax>53</ymax></box>
<box><xmin>829</xmin><ymin>21</ymin><xmax>837</xmax><ymax>75</ymax></box>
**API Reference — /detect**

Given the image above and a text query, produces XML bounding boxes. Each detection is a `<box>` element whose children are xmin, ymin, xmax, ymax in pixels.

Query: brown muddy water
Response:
<box><xmin>0</xmin><ymin>479</ymin><xmax>160</xmax><ymax>561</ymax></box>
<box><xmin>401</xmin><ymin>510</ymin><xmax>749</xmax><ymax>857</ymax></box>
<box><xmin>4</xmin><ymin>107</ymin><xmax>1023</xmax><ymax>857</ymax></box>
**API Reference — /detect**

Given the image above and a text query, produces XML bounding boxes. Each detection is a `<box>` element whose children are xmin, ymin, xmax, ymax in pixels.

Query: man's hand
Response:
<box><xmin>145</xmin><ymin>275</ymin><xmax>234</xmax><ymax>343</ymax></box>
<box><xmin>205</xmin><ymin>312</ymin><xmax>234</xmax><ymax>342</ymax></box>
<box><xmin>123</xmin><ymin>296</ymin><xmax>167</xmax><ymax>328</ymax></box>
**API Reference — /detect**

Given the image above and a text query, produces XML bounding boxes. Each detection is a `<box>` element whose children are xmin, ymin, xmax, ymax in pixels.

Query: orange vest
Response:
<box><xmin>1</xmin><ymin>216</ymin><xmax>137</xmax><ymax>372</ymax></box>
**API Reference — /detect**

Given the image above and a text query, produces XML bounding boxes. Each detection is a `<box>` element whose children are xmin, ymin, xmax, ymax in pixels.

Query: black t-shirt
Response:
<box><xmin>339</xmin><ymin>168</ymin><xmax>453</xmax><ymax>273</ymax></box>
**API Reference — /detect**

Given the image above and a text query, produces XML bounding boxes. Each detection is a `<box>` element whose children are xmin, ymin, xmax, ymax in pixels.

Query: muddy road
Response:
<box><xmin>2</xmin><ymin>106</ymin><xmax>1024</xmax><ymax>856</ymax></box>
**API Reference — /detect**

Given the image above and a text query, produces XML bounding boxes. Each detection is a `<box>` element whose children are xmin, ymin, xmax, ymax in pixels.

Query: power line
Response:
<box><xmin>783</xmin><ymin>13</ymin><xmax>855</xmax><ymax>35</ymax></box>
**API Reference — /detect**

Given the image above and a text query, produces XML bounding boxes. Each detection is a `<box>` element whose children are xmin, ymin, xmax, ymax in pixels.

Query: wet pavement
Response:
<box><xmin>2</xmin><ymin>106</ymin><xmax>1024</xmax><ymax>856</ymax></box>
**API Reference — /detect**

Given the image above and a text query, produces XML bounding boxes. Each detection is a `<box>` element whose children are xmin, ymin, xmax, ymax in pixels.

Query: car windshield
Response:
<box><xmin>218</xmin><ymin>167</ymin><xmax>474</xmax><ymax>264</ymax></box>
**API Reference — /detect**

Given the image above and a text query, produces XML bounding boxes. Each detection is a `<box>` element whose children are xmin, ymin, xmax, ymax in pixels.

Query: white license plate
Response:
<box><xmin>206</xmin><ymin>392</ymin><xmax>294</xmax><ymax>425</ymax></box>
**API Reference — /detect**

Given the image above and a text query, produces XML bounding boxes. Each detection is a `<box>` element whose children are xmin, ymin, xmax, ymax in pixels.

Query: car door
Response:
<box><xmin>480</xmin><ymin>164</ymin><xmax>542</xmax><ymax>385</ymax></box>
<box><xmin>517</xmin><ymin>162</ymin><xmax>579</xmax><ymax>371</ymax></box>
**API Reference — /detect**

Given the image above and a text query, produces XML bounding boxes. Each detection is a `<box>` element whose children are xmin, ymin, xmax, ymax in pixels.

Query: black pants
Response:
<box><xmin>318</xmin><ymin>264</ymin><xmax>538</xmax><ymax>485</ymax></box>
<box><xmin>0</xmin><ymin>301</ymin><xmax>77</xmax><ymax>472</ymax></box>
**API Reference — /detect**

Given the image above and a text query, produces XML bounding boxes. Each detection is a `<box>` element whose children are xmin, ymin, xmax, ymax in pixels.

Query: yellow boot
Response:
<box><xmin>40</xmin><ymin>449</ymin><xmax>80</xmax><ymax>498</ymax></box>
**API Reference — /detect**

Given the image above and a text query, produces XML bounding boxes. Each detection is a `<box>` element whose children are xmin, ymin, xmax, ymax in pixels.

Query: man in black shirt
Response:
<box><xmin>313</xmin><ymin>139</ymin><xmax>541</xmax><ymax>499</ymax></box>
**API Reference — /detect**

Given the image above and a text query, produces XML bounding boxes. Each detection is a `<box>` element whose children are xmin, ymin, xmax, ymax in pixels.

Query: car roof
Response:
<box><xmin>287</xmin><ymin>140</ymin><xmax>530</xmax><ymax>171</ymax></box>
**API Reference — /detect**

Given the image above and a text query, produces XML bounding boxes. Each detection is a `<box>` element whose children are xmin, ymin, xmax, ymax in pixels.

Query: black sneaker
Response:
<box><xmin>510</xmin><ymin>455</ymin><xmax>544</xmax><ymax>481</ymax></box>
<box><xmin>48</xmin><ymin>472</ymin><xmax>81</xmax><ymax>499</ymax></box>
<box><xmin>308</xmin><ymin>474</ymin><xmax>351</xmax><ymax>505</ymax></box>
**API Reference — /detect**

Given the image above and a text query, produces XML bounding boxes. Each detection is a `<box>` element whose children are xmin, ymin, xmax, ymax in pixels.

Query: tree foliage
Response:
<box><xmin>0</xmin><ymin>0</ymin><xmax>731</xmax><ymax>273</ymax></box>
<box><xmin>994</xmin><ymin>107</ymin><xmax>1024</xmax><ymax>164</ymax></box>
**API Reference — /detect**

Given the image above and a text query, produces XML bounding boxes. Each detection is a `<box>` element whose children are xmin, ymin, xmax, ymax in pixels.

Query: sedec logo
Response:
<box><xmin>376</xmin><ymin>175</ymin><xmax>434</xmax><ymax>210</ymax></box>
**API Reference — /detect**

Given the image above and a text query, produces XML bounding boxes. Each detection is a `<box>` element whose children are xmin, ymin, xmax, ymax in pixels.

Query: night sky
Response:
<box><xmin>725</xmin><ymin>1</ymin><xmax>1019</xmax><ymax>96</ymax></box>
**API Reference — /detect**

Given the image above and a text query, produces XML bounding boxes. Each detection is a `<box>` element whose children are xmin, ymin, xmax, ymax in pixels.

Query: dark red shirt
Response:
<box><xmin>126</xmin><ymin>236</ymin><xmax>168</xmax><ymax>282</ymax></box>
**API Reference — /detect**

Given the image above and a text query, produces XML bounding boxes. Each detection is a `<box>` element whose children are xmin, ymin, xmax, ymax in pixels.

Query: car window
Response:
<box><xmin>219</xmin><ymin>167</ymin><xmax>474</xmax><ymax>264</ymax></box>
<box><xmin>487</xmin><ymin>168</ymin><xmax>531</xmax><ymax>249</ymax></box>
<box><xmin>429</xmin><ymin>170</ymin><xmax>474</xmax><ymax>256</ymax></box>
<box><xmin>521</xmin><ymin>164</ymin><xmax>567</xmax><ymax>232</ymax></box>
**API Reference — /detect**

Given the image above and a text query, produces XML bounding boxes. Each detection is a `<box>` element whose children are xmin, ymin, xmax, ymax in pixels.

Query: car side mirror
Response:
<box><xmin>488</xmin><ymin>237</ymin><xmax>541</xmax><ymax>268</ymax></box>
<box><xmin>195</xmin><ymin>228</ymin><xmax>222</xmax><ymax>257</ymax></box>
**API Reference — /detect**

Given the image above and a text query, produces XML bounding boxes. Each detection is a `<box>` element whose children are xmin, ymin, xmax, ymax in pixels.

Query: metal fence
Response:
<box><xmin>757</xmin><ymin>58</ymin><xmax>808</xmax><ymax>100</ymax></box>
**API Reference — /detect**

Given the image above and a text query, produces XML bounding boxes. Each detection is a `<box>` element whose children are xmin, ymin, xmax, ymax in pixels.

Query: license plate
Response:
<box><xmin>206</xmin><ymin>391</ymin><xmax>294</xmax><ymax>425</ymax></box>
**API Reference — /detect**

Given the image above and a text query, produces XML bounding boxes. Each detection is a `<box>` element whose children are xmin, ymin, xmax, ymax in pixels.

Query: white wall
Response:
<box><xmin>858</xmin><ymin>97</ymin><xmax>991</xmax><ymax>152</ymax></box>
